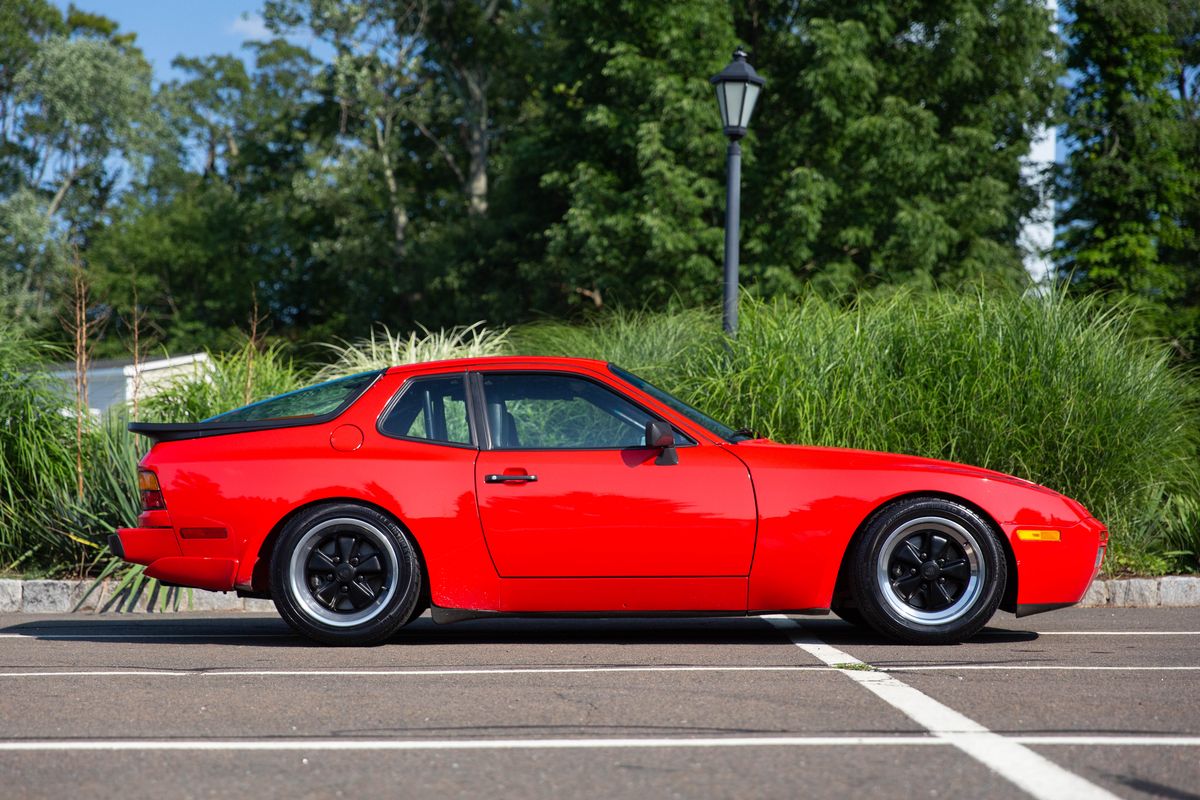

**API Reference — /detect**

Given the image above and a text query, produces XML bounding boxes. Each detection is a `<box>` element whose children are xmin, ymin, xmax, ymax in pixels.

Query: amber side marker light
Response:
<box><xmin>1016</xmin><ymin>529</ymin><xmax>1061</xmax><ymax>542</ymax></box>
<box><xmin>138</xmin><ymin>469</ymin><xmax>165</xmax><ymax>510</ymax></box>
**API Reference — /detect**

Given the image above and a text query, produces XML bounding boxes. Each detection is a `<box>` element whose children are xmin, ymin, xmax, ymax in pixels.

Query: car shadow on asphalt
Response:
<box><xmin>0</xmin><ymin>614</ymin><xmax>1038</xmax><ymax>648</ymax></box>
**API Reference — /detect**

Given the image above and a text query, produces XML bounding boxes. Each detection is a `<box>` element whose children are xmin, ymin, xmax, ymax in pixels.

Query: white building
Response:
<box><xmin>49</xmin><ymin>353</ymin><xmax>211</xmax><ymax>416</ymax></box>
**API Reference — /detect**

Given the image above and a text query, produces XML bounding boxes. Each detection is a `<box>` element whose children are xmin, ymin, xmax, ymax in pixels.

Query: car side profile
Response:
<box><xmin>112</xmin><ymin>357</ymin><xmax>1107</xmax><ymax>646</ymax></box>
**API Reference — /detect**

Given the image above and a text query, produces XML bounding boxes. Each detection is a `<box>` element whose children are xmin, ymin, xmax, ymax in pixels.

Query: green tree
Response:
<box><xmin>1058</xmin><ymin>0</ymin><xmax>1200</xmax><ymax>357</ymax></box>
<box><xmin>1</xmin><ymin>4</ymin><xmax>153</xmax><ymax>343</ymax></box>
<box><xmin>736</xmin><ymin>0</ymin><xmax>1061</xmax><ymax>297</ymax></box>
<box><xmin>0</xmin><ymin>0</ymin><xmax>65</xmax><ymax>195</ymax></box>
<box><xmin>512</xmin><ymin>0</ymin><xmax>734</xmax><ymax>312</ymax></box>
<box><xmin>90</xmin><ymin>41</ymin><xmax>334</xmax><ymax>352</ymax></box>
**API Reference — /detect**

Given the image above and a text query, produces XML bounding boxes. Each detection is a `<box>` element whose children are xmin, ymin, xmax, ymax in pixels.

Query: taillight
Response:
<box><xmin>138</xmin><ymin>469</ymin><xmax>166</xmax><ymax>510</ymax></box>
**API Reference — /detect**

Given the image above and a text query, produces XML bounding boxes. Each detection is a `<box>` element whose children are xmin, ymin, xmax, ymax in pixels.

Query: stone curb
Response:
<box><xmin>1</xmin><ymin>576</ymin><xmax>1199</xmax><ymax>614</ymax></box>
<box><xmin>0</xmin><ymin>578</ymin><xmax>274</xmax><ymax>614</ymax></box>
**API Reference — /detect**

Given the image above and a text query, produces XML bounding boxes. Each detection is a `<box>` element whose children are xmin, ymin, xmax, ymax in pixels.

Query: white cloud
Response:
<box><xmin>228</xmin><ymin>13</ymin><xmax>270</xmax><ymax>40</ymax></box>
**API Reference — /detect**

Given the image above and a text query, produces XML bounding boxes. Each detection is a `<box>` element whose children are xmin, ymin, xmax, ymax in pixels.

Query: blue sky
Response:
<box><xmin>53</xmin><ymin>0</ymin><xmax>320</xmax><ymax>84</ymax></box>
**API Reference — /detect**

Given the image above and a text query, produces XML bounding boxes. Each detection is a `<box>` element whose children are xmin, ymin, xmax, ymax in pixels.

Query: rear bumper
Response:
<box><xmin>111</xmin><ymin>527</ymin><xmax>238</xmax><ymax>591</ymax></box>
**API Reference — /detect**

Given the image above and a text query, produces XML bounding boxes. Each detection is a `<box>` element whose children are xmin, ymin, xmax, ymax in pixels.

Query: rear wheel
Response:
<box><xmin>849</xmin><ymin>497</ymin><xmax>1005</xmax><ymax>644</ymax></box>
<box><xmin>271</xmin><ymin>503</ymin><xmax>422</xmax><ymax>646</ymax></box>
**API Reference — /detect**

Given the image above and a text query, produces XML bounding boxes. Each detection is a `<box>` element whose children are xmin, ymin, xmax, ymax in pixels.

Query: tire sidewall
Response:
<box><xmin>852</xmin><ymin>498</ymin><xmax>1006</xmax><ymax>644</ymax></box>
<box><xmin>270</xmin><ymin>503</ymin><xmax>421</xmax><ymax>646</ymax></box>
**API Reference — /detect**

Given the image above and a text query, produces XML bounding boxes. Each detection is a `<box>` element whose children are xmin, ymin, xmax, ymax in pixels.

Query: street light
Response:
<box><xmin>710</xmin><ymin>47</ymin><xmax>764</xmax><ymax>335</ymax></box>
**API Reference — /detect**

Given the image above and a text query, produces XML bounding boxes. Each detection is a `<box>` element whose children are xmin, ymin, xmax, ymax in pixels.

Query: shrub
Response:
<box><xmin>316</xmin><ymin>322</ymin><xmax>511</xmax><ymax>380</ymax></box>
<box><xmin>0</xmin><ymin>331</ymin><xmax>145</xmax><ymax>574</ymax></box>
<box><xmin>515</xmin><ymin>291</ymin><xmax>1200</xmax><ymax>573</ymax></box>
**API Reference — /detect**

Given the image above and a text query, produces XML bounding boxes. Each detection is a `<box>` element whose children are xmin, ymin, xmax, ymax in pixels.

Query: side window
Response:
<box><xmin>480</xmin><ymin>373</ymin><xmax>679</xmax><ymax>450</ymax></box>
<box><xmin>379</xmin><ymin>375</ymin><xmax>472</xmax><ymax>445</ymax></box>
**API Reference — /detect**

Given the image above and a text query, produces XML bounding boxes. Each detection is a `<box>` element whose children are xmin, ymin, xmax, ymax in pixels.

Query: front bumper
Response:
<box><xmin>111</xmin><ymin>527</ymin><xmax>238</xmax><ymax>591</ymax></box>
<box><xmin>1011</xmin><ymin>515</ymin><xmax>1108</xmax><ymax>614</ymax></box>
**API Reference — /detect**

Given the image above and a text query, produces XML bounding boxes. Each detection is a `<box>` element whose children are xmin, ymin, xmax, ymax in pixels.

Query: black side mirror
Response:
<box><xmin>645</xmin><ymin>420</ymin><xmax>678</xmax><ymax>466</ymax></box>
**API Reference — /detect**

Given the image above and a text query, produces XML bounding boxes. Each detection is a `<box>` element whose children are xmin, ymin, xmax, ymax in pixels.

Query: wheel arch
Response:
<box><xmin>832</xmin><ymin>490</ymin><xmax>1017</xmax><ymax>614</ymax></box>
<box><xmin>250</xmin><ymin>497</ymin><xmax>430</xmax><ymax>608</ymax></box>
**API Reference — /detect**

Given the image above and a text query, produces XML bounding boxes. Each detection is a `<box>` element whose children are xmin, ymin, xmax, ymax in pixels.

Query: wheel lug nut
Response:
<box><xmin>340</xmin><ymin>586</ymin><xmax>348</xmax><ymax>593</ymax></box>
<box><xmin>351</xmin><ymin>558</ymin><xmax>358</xmax><ymax>565</ymax></box>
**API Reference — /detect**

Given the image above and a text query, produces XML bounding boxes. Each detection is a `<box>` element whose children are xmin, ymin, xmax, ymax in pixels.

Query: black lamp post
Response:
<box><xmin>710</xmin><ymin>48</ymin><xmax>764</xmax><ymax>335</ymax></box>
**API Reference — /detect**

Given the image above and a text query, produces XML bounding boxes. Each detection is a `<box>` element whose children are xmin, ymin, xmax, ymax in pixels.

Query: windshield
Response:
<box><xmin>205</xmin><ymin>371</ymin><xmax>380</xmax><ymax>423</ymax></box>
<box><xmin>608</xmin><ymin>364</ymin><xmax>746</xmax><ymax>442</ymax></box>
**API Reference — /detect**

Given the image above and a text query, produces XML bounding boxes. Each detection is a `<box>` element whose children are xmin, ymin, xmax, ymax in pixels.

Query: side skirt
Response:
<box><xmin>429</xmin><ymin>605</ymin><xmax>830</xmax><ymax>625</ymax></box>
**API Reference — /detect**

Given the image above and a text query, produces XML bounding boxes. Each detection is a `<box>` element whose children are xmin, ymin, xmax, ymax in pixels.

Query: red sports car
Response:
<box><xmin>113</xmin><ymin>357</ymin><xmax>1107</xmax><ymax>646</ymax></box>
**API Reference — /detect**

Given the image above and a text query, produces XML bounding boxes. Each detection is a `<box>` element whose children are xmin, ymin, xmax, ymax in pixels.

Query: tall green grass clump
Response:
<box><xmin>0</xmin><ymin>331</ymin><xmax>145</xmax><ymax>574</ymax></box>
<box><xmin>316</xmin><ymin>322</ymin><xmax>511</xmax><ymax>380</ymax></box>
<box><xmin>517</xmin><ymin>292</ymin><xmax>1200</xmax><ymax>573</ymax></box>
<box><xmin>0</xmin><ymin>333</ymin><xmax>78</xmax><ymax>572</ymax></box>
<box><xmin>512</xmin><ymin>308</ymin><xmax>718</xmax><ymax>376</ymax></box>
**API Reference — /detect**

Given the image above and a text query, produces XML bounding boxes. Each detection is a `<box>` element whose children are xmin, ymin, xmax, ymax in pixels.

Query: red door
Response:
<box><xmin>473</xmin><ymin>372</ymin><xmax>757</xmax><ymax>578</ymax></box>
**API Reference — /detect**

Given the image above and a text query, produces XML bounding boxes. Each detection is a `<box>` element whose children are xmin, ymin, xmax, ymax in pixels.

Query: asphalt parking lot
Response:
<box><xmin>0</xmin><ymin>607</ymin><xmax>1196</xmax><ymax>799</ymax></box>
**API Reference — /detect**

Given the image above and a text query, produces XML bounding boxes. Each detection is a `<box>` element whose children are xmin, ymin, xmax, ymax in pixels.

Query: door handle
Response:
<box><xmin>484</xmin><ymin>474</ymin><xmax>538</xmax><ymax>484</ymax></box>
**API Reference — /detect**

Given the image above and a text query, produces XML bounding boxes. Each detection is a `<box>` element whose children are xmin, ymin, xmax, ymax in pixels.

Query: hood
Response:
<box><xmin>733</xmin><ymin>440</ymin><xmax>1064</xmax><ymax>496</ymax></box>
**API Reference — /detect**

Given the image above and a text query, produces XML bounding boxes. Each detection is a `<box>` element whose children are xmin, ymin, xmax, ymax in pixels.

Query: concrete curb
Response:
<box><xmin>0</xmin><ymin>578</ymin><xmax>274</xmax><ymax>614</ymax></box>
<box><xmin>1</xmin><ymin>576</ymin><xmax>1198</xmax><ymax>614</ymax></box>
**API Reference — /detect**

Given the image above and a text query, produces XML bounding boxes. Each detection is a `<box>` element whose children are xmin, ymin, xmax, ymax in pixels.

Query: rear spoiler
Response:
<box><xmin>128</xmin><ymin>419</ymin><xmax>321</xmax><ymax>443</ymax></box>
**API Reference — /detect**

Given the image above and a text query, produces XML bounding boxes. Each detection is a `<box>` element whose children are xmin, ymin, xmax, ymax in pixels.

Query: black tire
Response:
<box><xmin>849</xmin><ymin>497</ymin><xmax>1005</xmax><ymax>645</ymax></box>
<box><xmin>270</xmin><ymin>503</ymin><xmax>423</xmax><ymax>646</ymax></box>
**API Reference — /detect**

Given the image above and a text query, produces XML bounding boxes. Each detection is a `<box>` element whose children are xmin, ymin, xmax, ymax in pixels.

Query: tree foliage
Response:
<box><xmin>1</xmin><ymin>0</ymin><xmax>1196</xmax><ymax>360</ymax></box>
<box><xmin>1058</xmin><ymin>0</ymin><xmax>1200</xmax><ymax>356</ymax></box>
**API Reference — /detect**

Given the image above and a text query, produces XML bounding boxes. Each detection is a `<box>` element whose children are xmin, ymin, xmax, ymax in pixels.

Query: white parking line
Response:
<box><xmin>1</xmin><ymin>630</ymin><xmax>1197</xmax><ymax>641</ymax></box>
<box><xmin>0</xmin><ymin>734</ymin><xmax>1195</xmax><ymax>753</ymax></box>
<box><xmin>0</xmin><ymin>665</ymin><xmax>833</xmax><ymax>678</ymax></box>
<box><xmin>994</xmin><ymin>631</ymin><xmax>1200</xmax><ymax>636</ymax></box>
<box><xmin>0</xmin><ymin>662</ymin><xmax>1195</xmax><ymax>679</ymax></box>
<box><xmin>765</xmin><ymin>617</ymin><xmax>1122</xmax><ymax>800</ymax></box>
<box><xmin>0</xmin><ymin>633</ymin><xmax>293</xmax><ymax>639</ymax></box>
<box><xmin>882</xmin><ymin>665</ymin><xmax>1199</xmax><ymax>672</ymax></box>
<box><xmin>0</xmin><ymin>736</ymin><xmax>940</xmax><ymax>752</ymax></box>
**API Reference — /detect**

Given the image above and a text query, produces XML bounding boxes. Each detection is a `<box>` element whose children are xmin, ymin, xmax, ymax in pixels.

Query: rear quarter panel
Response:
<box><xmin>141</xmin><ymin>372</ymin><xmax>500</xmax><ymax>608</ymax></box>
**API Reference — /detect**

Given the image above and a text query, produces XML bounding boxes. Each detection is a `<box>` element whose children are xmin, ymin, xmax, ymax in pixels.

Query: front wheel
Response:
<box><xmin>849</xmin><ymin>497</ymin><xmax>1005</xmax><ymax>644</ymax></box>
<box><xmin>271</xmin><ymin>503</ymin><xmax>422</xmax><ymax>646</ymax></box>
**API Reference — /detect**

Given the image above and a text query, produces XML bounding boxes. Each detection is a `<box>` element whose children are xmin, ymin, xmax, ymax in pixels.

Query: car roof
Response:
<box><xmin>383</xmin><ymin>355</ymin><xmax>611</xmax><ymax>376</ymax></box>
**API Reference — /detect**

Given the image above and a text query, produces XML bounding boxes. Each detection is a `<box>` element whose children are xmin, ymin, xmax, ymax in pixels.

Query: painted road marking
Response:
<box><xmin>765</xmin><ymin>617</ymin><xmax>1122</xmax><ymax>800</ymax></box>
<box><xmin>0</xmin><ymin>735</ymin><xmax>1195</xmax><ymax>752</ymax></box>
<box><xmin>2</xmin><ymin>629</ymin><xmax>1199</xmax><ymax>641</ymax></box>
<box><xmin>0</xmin><ymin>633</ymin><xmax>294</xmax><ymax>639</ymax></box>
<box><xmin>879</xmin><ymin>665</ymin><xmax>1200</xmax><ymax>671</ymax></box>
<box><xmin>0</xmin><ymin>666</ymin><xmax>834</xmax><ymax>678</ymax></box>
<box><xmin>1</xmin><ymin>663</ymin><xmax>1196</xmax><ymax>679</ymax></box>
<box><xmin>988</xmin><ymin>631</ymin><xmax>1200</xmax><ymax>636</ymax></box>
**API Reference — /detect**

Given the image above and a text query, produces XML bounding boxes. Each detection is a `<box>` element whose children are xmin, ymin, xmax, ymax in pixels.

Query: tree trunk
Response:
<box><xmin>375</xmin><ymin>119</ymin><xmax>408</xmax><ymax>255</ymax></box>
<box><xmin>464</xmin><ymin>68</ymin><xmax>489</xmax><ymax>216</ymax></box>
<box><xmin>47</xmin><ymin>164</ymin><xmax>82</xmax><ymax>218</ymax></box>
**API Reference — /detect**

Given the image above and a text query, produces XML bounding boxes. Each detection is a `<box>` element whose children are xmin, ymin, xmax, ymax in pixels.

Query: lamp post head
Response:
<box><xmin>710</xmin><ymin>47</ymin><xmax>765</xmax><ymax>140</ymax></box>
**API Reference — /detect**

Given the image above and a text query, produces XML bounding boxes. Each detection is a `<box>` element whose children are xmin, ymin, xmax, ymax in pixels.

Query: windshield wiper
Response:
<box><xmin>731</xmin><ymin>427</ymin><xmax>760</xmax><ymax>441</ymax></box>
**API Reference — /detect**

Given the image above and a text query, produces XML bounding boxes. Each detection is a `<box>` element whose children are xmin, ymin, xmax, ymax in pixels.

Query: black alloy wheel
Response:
<box><xmin>849</xmin><ymin>497</ymin><xmax>1005</xmax><ymax>644</ymax></box>
<box><xmin>271</xmin><ymin>503</ymin><xmax>422</xmax><ymax>646</ymax></box>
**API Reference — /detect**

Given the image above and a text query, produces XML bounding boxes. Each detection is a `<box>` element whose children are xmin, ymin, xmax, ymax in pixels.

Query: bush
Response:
<box><xmin>315</xmin><ymin>322</ymin><xmax>511</xmax><ymax>380</ymax></box>
<box><xmin>0</xmin><ymin>332</ymin><xmax>144</xmax><ymax>575</ymax></box>
<box><xmin>514</xmin><ymin>291</ymin><xmax>1200</xmax><ymax>573</ymax></box>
